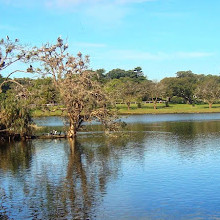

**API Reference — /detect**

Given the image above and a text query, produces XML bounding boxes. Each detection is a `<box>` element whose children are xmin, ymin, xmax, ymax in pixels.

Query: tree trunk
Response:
<box><xmin>187</xmin><ymin>98</ymin><xmax>192</xmax><ymax>104</ymax></box>
<box><xmin>68</xmin><ymin>116</ymin><xmax>77</xmax><ymax>138</ymax></box>
<box><xmin>68</xmin><ymin>123</ymin><xmax>77</xmax><ymax>138</ymax></box>
<box><xmin>209</xmin><ymin>102</ymin><xmax>213</xmax><ymax>108</ymax></box>
<box><xmin>153</xmin><ymin>101</ymin><xmax>157</xmax><ymax>109</ymax></box>
<box><xmin>127</xmin><ymin>102</ymin><xmax>130</xmax><ymax>110</ymax></box>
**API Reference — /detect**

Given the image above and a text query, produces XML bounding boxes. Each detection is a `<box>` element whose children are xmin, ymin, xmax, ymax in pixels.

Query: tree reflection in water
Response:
<box><xmin>0</xmin><ymin>134</ymin><xmax>144</xmax><ymax>219</ymax></box>
<box><xmin>0</xmin><ymin>119</ymin><xmax>220</xmax><ymax>219</ymax></box>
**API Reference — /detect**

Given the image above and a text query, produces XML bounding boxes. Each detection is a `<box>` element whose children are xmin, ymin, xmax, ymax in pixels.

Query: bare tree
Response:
<box><xmin>36</xmin><ymin>38</ymin><xmax>116</xmax><ymax>138</ymax></box>
<box><xmin>0</xmin><ymin>36</ymin><xmax>35</xmax><ymax>92</ymax></box>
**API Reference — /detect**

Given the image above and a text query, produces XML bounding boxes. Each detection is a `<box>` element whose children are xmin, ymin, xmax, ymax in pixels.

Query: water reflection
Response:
<box><xmin>0</xmin><ymin>117</ymin><xmax>220</xmax><ymax>219</ymax></box>
<box><xmin>0</xmin><ymin>138</ymin><xmax>125</xmax><ymax>219</ymax></box>
<box><xmin>0</xmin><ymin>141</ymin><xmax>33</xmax><ymax>174</ymax></box>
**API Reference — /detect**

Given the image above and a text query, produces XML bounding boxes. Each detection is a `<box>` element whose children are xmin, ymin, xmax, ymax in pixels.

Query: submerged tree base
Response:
<box><xmin>0</xmin><ymin>132</ymin><xmax>23</xmax><ymax>141</ymax></box>
<box><xmin>0</xmin><ymin>132</ymin><xmax>68</xmax><ymax>141</ymax></box>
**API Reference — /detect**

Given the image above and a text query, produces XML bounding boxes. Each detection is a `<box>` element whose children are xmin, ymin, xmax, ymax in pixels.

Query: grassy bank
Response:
<box><xmin>31</xmin><ymin>103</ymin><xmax>220</xmax><ymax>117</ymax></box>
<box><xmin>117</xmin><ymin>103</ymin><xmax>220</xmax><ymax>114</ymax></box>
<box><xmin>31</xmin><ymin>109</ymin><xmax>65</xmax><ymax>117</ymax></box>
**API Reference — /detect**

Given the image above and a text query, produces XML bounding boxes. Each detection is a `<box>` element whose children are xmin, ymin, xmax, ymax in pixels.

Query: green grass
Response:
<box><xmin>31</xmin><ymin>103</ymin><xmax>220</xmax><ymax>117</ymax></box>
<box><xmin>117</xmin><ymin>103</ymin><xmax>220</xmax><ymax>115</ymax></box>
<box><xmin>31</xmin><ymin>109</ymin><xmax>65</xmax><ymax>117</ymax></box>
<box><xmin>31</xmin><ymin>105</ymin><xmax>68</xmax><ymax>117</ymax></box>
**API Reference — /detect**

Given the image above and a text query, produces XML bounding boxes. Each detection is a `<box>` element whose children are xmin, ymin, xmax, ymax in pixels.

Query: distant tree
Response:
<box><xmin>160</xmin><ymin>77</ymin><xmax>176</xmax><ymax>101</ymax></box>
<box><xmin>195</xmin><ymin>76</ymin><xmax>220</xmax><ymax>108</ymax></box>
<box><xmin>93</xmin><ymin>69</ymin><xmax>107</xmax><ymax>83</ymax></box>
<box><xmin>29</xmin><ymin>77</ymin><xmax>59</xmax><ymax>107</ymax></box>
<box><xmin>105</xmin><ymin>77</ymin><xmax>142</xmax><ymax>110</ymax></box>
<box><xmin>176</xmin><ymin>70</ymin><xmax>195</xmax><ymax>78</ymax></box>
<box><xmin>138</xmin><ymin>80</ymin><xmax>151</xmax><ymax>100</ymax></box>
<box><xmin>96</xmin><ymin>68</ymin><xmax>105</xmax><ymax>78</ymax></box>
<box><xmin>129</xmin><ymin>67</ymin><xmax>145</xmax><ymax>80</ymax></box>
<box><xmin>134</xmin><ymin>67</ymin><xmax>143</xmax><ymax>75</ymax></box>
<box><xmin>148</xmin><ymin>81</ymin><xmax>164</xmax><ymax>109</ymax></box>
<box><xmin>106</xmin><ymin>68</ymin><xmax>127</xmax><ymax>79</ymax></box>
<box><xmin>161</xmin><ymin>71</ymin><xmax>198</xmax><ymax>104</ymax></box>
<box><xmin>105</xmin><ymin>67</ymin><xmax>146</xmax><ymax>81</ymax></box>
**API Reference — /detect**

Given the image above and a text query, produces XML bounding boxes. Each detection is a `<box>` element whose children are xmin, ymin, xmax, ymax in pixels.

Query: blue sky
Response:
<box><xmin>0</xmin><ymin>0</ymin><xmax>220</xmax><ymax>80</ymax></box>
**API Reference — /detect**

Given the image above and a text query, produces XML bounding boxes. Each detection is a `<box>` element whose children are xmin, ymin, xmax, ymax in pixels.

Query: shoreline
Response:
<box><xmin>119</xmin><ymin>111</ymin><xmax>220</xmax><ymax>115</ymax></box>
<box><xmin>32</xmin><ymin>109</ymin><xmax>220</xmax><ymax>117</ymax></box>
<box><xmin>32</xmin><ymin>111</ymin><xmax>220</xmax><ymax>117</ymax></box>
<box><xmin>31</xmin><ymin>103</ymin><xmax>220</xmax><ymax>117</ymax></box>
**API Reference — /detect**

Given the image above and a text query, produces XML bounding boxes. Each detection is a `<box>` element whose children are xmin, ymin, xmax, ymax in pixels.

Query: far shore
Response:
<box><xmin>32</xmin><ymin>103</ymin><xmax>220</xmax><ymax>117</ymax></box>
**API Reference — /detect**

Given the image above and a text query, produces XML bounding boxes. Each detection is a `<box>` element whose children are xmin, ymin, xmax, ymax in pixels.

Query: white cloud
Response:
<box><xmin>0</xmin><ymin>0</ymin><xmax>154</xmax><ymax>26</ymax></box>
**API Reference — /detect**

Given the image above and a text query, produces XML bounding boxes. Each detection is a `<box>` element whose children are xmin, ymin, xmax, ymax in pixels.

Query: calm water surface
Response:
<box><xmin>1</xmin><ymin>114</ymin><xmax>220</xmax><ymax>219</ymax></box>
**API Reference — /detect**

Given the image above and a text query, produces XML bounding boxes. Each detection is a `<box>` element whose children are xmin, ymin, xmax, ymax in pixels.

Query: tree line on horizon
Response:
<box><xmin>0</xmin><ymin>37</ymin><xmax>220</xmax><ymax>139</ymax></box>
<box><xmin>1</xmin><ymin>68</ymin><xmax>219</xmax><ymax>109</ymax></box>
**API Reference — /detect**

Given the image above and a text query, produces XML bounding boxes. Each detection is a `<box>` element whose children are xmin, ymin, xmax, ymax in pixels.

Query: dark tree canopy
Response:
<box><xmin>105</xmin><ymin>67</ymin><xmax>146</xmax><ymax>81</ymax></box>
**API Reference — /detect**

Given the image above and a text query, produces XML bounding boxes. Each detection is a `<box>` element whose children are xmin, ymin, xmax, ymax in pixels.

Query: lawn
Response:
<box><xmin>31</xmin><ymin>103</ymin><xmax>220</xmax><ymax>117</ymax></box>
<box><xmin>117</xmin><ymin>103</ymin><xmax>220</xmax><ymax>114</ymax></box>
<box><xmin>32</xmin><ymin>109</ymin><xmax>64</xmax><ymax>117</ymax></box>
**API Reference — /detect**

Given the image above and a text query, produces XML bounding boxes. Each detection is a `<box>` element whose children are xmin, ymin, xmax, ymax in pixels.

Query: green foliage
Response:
<box><xmin>170</xmin><ymin>96</ymin><xmax>186</xmax><ymax>104</ymax></box>
<box><xmin>105</xmin><ymin>67</ymin><xmax>146</xmax><ymax>81</ymax></box>
<box><xmin>106</xmin><ymin>68</ymin><xmax>127</xmax><ymax>79</ymax></box>
<box><xmin>195</xmin><ymin>76</ymin><xmax>220</xmax><ymax>108</ymax></box>
<box><xmin>104</xmin><ymin>77</ymin><xmax>143</xmax><ymax>109</ymax></box>
<box><xmin>28</xmin><ymin>77</ymin><xmax>60</xmax><ymax>108</ymax></box>
<box><xmin>0</xmin><ymin>76</ymin><xmax>12</xmax><ymax>93</ymax></box>
<box><xmin>161</xmin><ymin>71</ymin><xmax>201</xmax><ymax>104</ymax></box>
<box><xmin>0</xmin><ymin>91</ymin><xmax>33</xmax><ymax>136</ymax></box>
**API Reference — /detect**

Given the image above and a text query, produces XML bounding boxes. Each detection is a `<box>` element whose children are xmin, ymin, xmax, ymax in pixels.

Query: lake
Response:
<box><xmin>1</xmin><ymin>113</ymin><xmax>220</xmax><ymax>219</ymax></box>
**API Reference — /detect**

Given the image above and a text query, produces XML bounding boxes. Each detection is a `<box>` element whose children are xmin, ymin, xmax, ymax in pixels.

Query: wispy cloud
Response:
<box><xmin>0</xmin><ymin>0</ymin><xmax>155</xmax><ymax>28</ymax></box>
<box><xmin>175</xmin><ymin>52</ymin><xmax>214</xmax><ymax>59</ymax></box>
<box><xmin>45</xmin><ymin>0</ymin><xmax>154</xmax><ymax>8</ymax></box>
<box><xmin>0</xmin><ymin>0</ymin><xmax>154</xmax><ymax>9</ymax></box>
<box><xmin>0</xmin><ymin>0</ymin><xmax>151</xmax><ymax>25</ymax></box>
<box><xmin>100</xmin><ymin>50</ymin><xmax>214</xmax><ymax>61</ymax></box>
<box><xmin>151</xmin><ymin>12</ymin><xmax>187</xmax><ymax>18</ymax></box>
<box><xmin>116</xmin><ymin>0</ymin><xmax>154</xmax><ymax>4</ymax></box>
<box><xmin>84</xmin><ymin>3</ymin><xmax>128</xmax><ymax>25</ymax></box>
<box><xmin>0</xmin><ymin>0</ymin><xmax>39</xmax><ymax>7</ymax></box>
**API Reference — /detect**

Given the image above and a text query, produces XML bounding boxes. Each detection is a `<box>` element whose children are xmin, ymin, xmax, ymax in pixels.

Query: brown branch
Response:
<box><xmin>1</xmin><ymin>57</ymin><xmax>24</xmax><ymax>71</ymax></box>
<box><xmin>3</xmin><ymin>70</ymin><xmax>27</xmax><ymax>81</ymax></box>
<box><xmin>0</xmin><ymin>79</ymin><xmax>26</xmax><ymax>91</ymax></box>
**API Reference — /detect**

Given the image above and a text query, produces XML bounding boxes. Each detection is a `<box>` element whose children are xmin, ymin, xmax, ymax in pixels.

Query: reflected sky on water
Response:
<box><xmin>1</xmin><ymin>114</ymin><xmax>220</xmax><ymax>219</ymax></box>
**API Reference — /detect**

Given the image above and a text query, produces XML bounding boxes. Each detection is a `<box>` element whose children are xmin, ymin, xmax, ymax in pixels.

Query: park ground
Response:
<box><xmin>32</xmin><ymin>103</ymin><xmax>220</xmax><ymax>117</ymax></box>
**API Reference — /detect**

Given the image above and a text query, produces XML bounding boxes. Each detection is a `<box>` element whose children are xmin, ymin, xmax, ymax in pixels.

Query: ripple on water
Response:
<box><xmin>1</xmin><ymin>116</ymin><xmax>220</xmax><ymax>219</ymax></box>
